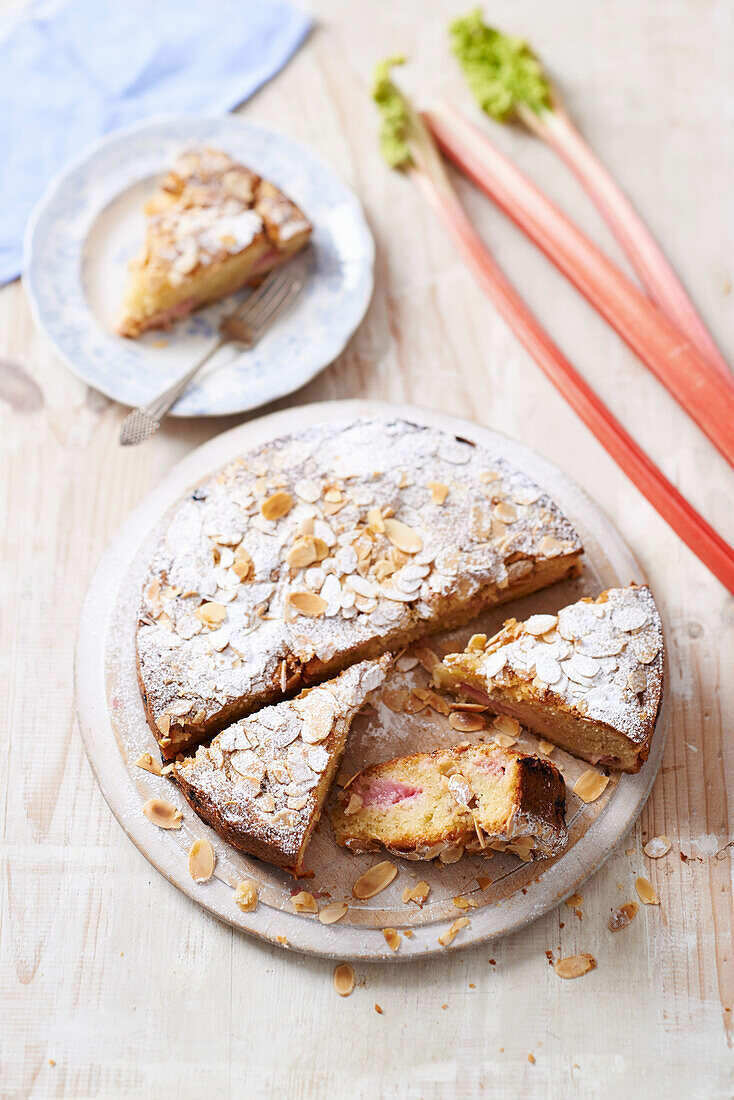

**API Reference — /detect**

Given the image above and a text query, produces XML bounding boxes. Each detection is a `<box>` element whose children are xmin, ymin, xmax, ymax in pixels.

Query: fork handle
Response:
<box><xmin>142</xmin><ymin>337</ymin><xmax>228</xmax><ymax>423</ymax></box>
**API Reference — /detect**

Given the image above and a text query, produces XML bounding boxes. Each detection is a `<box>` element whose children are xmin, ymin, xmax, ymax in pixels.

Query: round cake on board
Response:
<box><xmin>75</xmin><ymin>400</ymin><xmax>667</xmax><ymax>960</ymax></box>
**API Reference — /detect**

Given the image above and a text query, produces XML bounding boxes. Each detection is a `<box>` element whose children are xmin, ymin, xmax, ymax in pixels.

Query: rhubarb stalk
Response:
<box><xmin>449</xmin><ymin>11</ymin><xmax>732</xmax><ymax>386</ymax></box>
<box><xmin>371</xmin><ymin>58</ymin><xmax>734</xmax><ymax>595</ymax></box>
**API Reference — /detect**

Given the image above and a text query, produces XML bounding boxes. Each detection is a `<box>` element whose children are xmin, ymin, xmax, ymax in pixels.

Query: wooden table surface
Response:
<box><xmin>1</xmin><ymin>1</ymin><xmax>732</xmax><ymax>1096</ymax></box>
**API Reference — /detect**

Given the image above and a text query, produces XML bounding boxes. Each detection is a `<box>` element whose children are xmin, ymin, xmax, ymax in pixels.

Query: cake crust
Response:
<box><xmin>435</xmin><ymin>585</ymin><xmax>664</xmax><ymax>772</ymax></box>
<box><xmin>331</xmin><ymin>742</ymin><xmax>568</xmax><ymax>861</ymax></box>
<box><xmin>136</xmin><ymin>418</ymin><xmax>583</xmax><ymax>758</ymax></box>
<box><xmin>174</xmin><ymin>657</ymin><xmax>391</xmax><ymax>874</ymax></box>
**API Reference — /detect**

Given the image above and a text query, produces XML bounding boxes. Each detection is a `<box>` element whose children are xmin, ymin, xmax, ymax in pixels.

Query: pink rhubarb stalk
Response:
<box><xmin>426</xmin><ymin>102</ymin><xmax>734</xmax><ymax>471</ymax></box>
<box><xmin>372</xmin><ymin>60</ymin><xmax>734</xmax><ymax>595</ymax></box>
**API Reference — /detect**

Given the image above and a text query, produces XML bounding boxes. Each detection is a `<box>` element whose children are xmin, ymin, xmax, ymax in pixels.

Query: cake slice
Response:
<box><xmin>331</xmin><ymin>743</ymin><xmax>567</xmax><ymax>861</ymax></box>
<box><xmin>434</xmin><ymin>585</ymin><xmax>664</xmax><ymax>773</ymax></box>
<box><xmin>137</xmin><ymin>418</ymin><xmax>583</xmax><ymax>759</ymax></box>
<box><xmin>174</xmin><ymin>657</ymin><xmax>390</xmax><ymax>874</ymax></box>
<box><xmin>117</xmin><ymin>146</ymin><xmax>311</xmax><ymax>338</ymax></box>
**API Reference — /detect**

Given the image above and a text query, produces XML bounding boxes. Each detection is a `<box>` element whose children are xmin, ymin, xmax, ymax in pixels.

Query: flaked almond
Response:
<box><xmin>467</xmin><ymin>633</ymin><xmax>488</xmax><ymax>651</ymax></box>
<box><xmin>353</xmin><ymin>861</ymin><xmax>398</xmax><ymax>899</ymax></box>
<box><xmin>260</xmin><ymin>490</ymin><xmax>293</xmax><ymax>521</ymax></box>
<box><xmin>319</xmin><ymin>902</ymin><xmax>349</xmax><ymax>925</ymax></box>
<box><xmin>565</xmin><ymin>893</ymin><xmax>583</xmax><ymax>908</ymax></box>
<box><xmin>234</xmin><ymin>880</ymin><xmax>258</xmax><ymax>912</ymax></box>
<box><xmin>367</xmin><ymin>507</ymin><xmax>385</xmax><ymax>533</ymax></box>
<box><xmin>609</xmin><ymin>901</ymin><xmax>638</xmax><ymax>931</ymax></box>
<box><xmin>333</xmin><ymin>963</ymin><xmax>355</xmax><ymax>996</ymax></box>
<box><xmin>292</xmin><ymin>891</ymin><xmax>318</xmax><ymax>914</ymax></box>
<box><xmin>195</xmin><ymin>601</ymin><xmax>226</xmax><ymax>628</ymax></box>
<box><xmin>402</xmin><ymin>881</ymin><xmax>430</xmax><ymax>907</ymax></box>
<box><xmin>383</xmin><ymin>518</ymin><xmax>422</xmax><ymax>554</ymax></box>
<box><xmin>135</xmin><ymin>752</ymin><xmax>162</xmax><ymax>776</ymax></box>
<box><xmin>382</xmin><ymin>687</ymin><xmax>407</xmax><ymax>713</ymax></box>
<box><xmin>554</xmin><ymin>953</ymin><xmax>596</xmax><ymax>979</ymax></box>
<box><xmin>438</xmin><ymin>917</ymin><xmax>470</xmax><ymax>947</ymax></box>
<box><xmin>155</xmin><ymin>714</ymin><xmax>171</xmax><ymax>737</ymax></box>
<box><xmin>493</xmin><ymin>733</ymin><xmax>517</xmax><ymax>749</ymax></box>
<box><xmin>287</xmin><ymin>537</ymin><xmax>319</xmax><ymax>569</ymax></box>
<box><xmin>449</xmin><ymin>711</ymin><xmax>486</xmax><ymax>732</ymax></box>
<box><xmin>537</xmin><ymin>740</ymin><xmax>556</xmax><ymax>755</ymax></box>
<box><xmin>413</xmin><ymin>687</ymin><xmax>450</xmax><ymax>715</ymax></box>
<box><xmin>644</xmin><ymin>835</ymin><xmax>672</xmax><ymax>859</ymax></box>
<box><xmin>476</xmin><ymin>876</ymin><xmax>492</xmax><ymax>890</ymax></box>
<box><xmin>188</xmin><ymin>838</ymin><xmax>215</xmax><ymax>883</ymax></box>
<box><xmin>232</xmin><ymin>546</ymin><xmax>254</xmax><ymax>582</ymax></box>
<box><xmin>427</xmin><ymin>481</ymin><xmax>449</xmax><ymax>505</ymax></box>
<box><xmin>493</xmin><ymin>715</ymin><xmax>520</xmax><ymax>737</ymax></box>
<box><xmin>452</xmin><ymin>896</ymin><xmax>479</xmax><ymax>910</ymax></box>
<box><xmin>287</xmin><ymin>591</ymin><xmax>328</xmax><ymax>617</ymax></box>
<box><xmin>142</xmin><ymin>798</ymin><xmax>182</xmax><ymax>829</ymax></box>
<box><xmin>412</xmin><ymin>643</ymin><xmax>440</xmax><ymax>673</ymax></box>
<box><xmin>403</xmin><ymin>692</ymin><xmax>428</xmax><ymax>714</ymax></box>
<box><xmin>382</xmin><ymin>928</ymin><xmax>401</xmax><ymax>952</ymax></box>
<box><xmin>573</xmin><ymin>770</ymin><xmax>609</xmax><ymax>803</ymax></box>
<box><xmin>493</xmin><ymin>502</ymin><xmax>517</xmax><ymax>523</ymax></box>
<box><xmin>343</xmin><ymin>793</ymin><xmax>363</xmax><ymax>816</ymax></box>
<box><xmin>635</xmin><ymin>876</ymin><xmax>659</xmax><ymax>905</ymax></box>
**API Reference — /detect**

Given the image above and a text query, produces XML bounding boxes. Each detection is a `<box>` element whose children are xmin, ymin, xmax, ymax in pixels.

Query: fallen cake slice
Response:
<box><xmin>331</xmin><ymin>743</ymin><xmax>567</xmax><ymax>861</ymax></box>
<box><xmin>117</xmin><ymin>146</ymin><xmax>311</xmax><ymax>337</ymax></box>
<box><xmin>434</xmin><ymin>585</ymin><xmax>664</xmax><ymax>773</ymax></box>
<box><xmin>174</xmin><ymin>656</ymin><xmax>390</xmax><ymax>874</ymax></box>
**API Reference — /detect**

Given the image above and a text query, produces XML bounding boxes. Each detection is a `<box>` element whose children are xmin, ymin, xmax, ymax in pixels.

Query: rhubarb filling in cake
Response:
<box><xmin>117</xmin><ymin>146</ymin><xmax>311</xmax><ymax>338</ymax></box>
<box><xmin>331</xmin><ymin>743</ymin><xmax>567</xmax><ymax>861</ymax></box>
<box><xmin>174</xmin><ymin>657</ymin><xmax>391</xmax><ymax>874</ymax></box>
<box><xmin>434</xmin><ymin>585</ymin><xmax>664</xmax><ymax>772</ymax></box>
<box><xmin>137</xmin><ymin>418</ymin><xmax>583</xmax><ymax>759</ymax></box>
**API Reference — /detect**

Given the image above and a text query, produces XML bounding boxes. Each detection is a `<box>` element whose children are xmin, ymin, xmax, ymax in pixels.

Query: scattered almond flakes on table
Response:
<box><xmin>233</xmin><ymin>880</ymin><xmax>258</xmax><ymax>912</ymax></box>
<box><xmin>452</xmin><ymin>896</ymin><xmax>479</xmax><ymax>911</ymax></box>
<box><xmin>318</xmin><ymin>902</ymin><xmax>348</xmax><ymax>925</ymax></box>
<box><xmin>134</xmin><ymin>752</ymin><xmax>162</xmax><ymax>775</ymax></box>
<box><xmin>402</xmin><ymin>881</ymin><xmax>430</xmax><ymax>907</ymax></box>
<box><xmin>537</xmin><ymin>740</ymin><xmax>555</xmax><ymax>755</ymax></box>
<box><xmin>292</xmin><ymin>891</ymin><xmax>318</xmax><ymax>914</ymax></box>
<box><xmin>353</xmin><ymin>861</ymin><xmax>397</xmax><ymax>900</ymax></box>
<box><xmin>609</xmin><ymin>901</ymin><xmax>639</xmax><ymax>931</ymax></box>
<box><xmin>573</xmin><ymin>770</ymin><xmax>609</xmax><ymax>803</ymax></box>
<box><xmin>476</xmin><ymin>876</ymin><xmax>493</xmax><ymax>890</ymax></box>
<box><xmin>382</xmin><ymin>928</ymin><xmax>401</xmax><ymax>952</ymax></box>
<box><xmin>644</xmin><ymin>835</ymin><xmax>672</xmax><ymax>859</ymax></box>
<box><xmin>142</xmin><ymin>798</ymin><xmax>182</xmax><ymax>829</ymax></box>
<box><xmin>565</xmin><ymin>893</ymin><xmax>583</xmax><ymax>908</ymax></box>
<box><xmin>188</xmin><ymin>838</ymin><xmax>215</xmax><ymax>884</ymax></box>
<box><xmin>333</xmin><ymin>963</ymin><xmax>355</xmax><ymax>997</ymax></box>
<box><xmin>554</xmin><ymin>953</ymin><xmax>596</xmax><ymax>979</ymax></box>
<box><xmin>635</xmin><ymin>876</ymin><xmax>660</xmax><ymax>905</ymax></box>
<box><xmin>438</xmin><ymin>917</ymin><xmax>471</xmax><ymax>947</ymax></box>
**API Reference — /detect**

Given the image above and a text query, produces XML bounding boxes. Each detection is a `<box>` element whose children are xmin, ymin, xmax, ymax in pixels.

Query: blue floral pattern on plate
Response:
<box><xmin>23</xmin><ymin>115</ymin><xmax>374</xmax><ymax>416</ymax></box>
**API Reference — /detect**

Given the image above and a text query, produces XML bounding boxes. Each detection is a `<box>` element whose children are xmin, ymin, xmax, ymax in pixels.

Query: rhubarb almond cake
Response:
<box><xmin>136</xmin><ymin>418</ymin><xmax>583</xmax><ymax>758</ymax></box>
<box><xmin>117</xmin><ymin>146</ymin><xmax>311</xmax><ymax>337</ymax></box>
<box><xmin>175</xmin><ymin>657</ymin><xmax>390</xmax><ymax>874</ymax></box>
<box><xmin>434</xmin><ymin>585</ymin><xmax>664</xmax><ymax>772</ymax></box>
<box><xmin>331</xmin><ymin>743</ymin><xmax>568</xmax><ymax>861</ymax></box>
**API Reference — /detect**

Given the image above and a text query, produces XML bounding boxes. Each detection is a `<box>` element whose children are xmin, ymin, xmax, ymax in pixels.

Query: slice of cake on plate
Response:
<box><xmin>117</xmin><ymin>146</ymin><xmax>311</xmax><ymax>338</ymax></box>
<box><xmin>137</xmin><ymin>418</ymin><xmax>583</xmax><ymax>758</ymax></box>
<box><xmin>434</xmin><ymin>585</ymin><xmax>664</xmax><ymax>773</ymax></box>
<box><xmin>174</xmin><ymin>657</ymin><xmax>390</xmax><ymax>874</ymax></box>
<box><xmin>331</xmin><ymin>742</ymin><xmax>567</xmax><ymax>861</ymax></box>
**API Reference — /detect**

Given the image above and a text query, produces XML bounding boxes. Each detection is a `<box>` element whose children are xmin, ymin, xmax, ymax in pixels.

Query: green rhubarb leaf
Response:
<box><xmin>372</xmin><ymin>55</ymin><xmax>413</xmax><ymax>168</ymax></box>
<box><xmin>450</xmin><ymin>10</ymin><xmax>552</xmax><ymax>121</ymax></box>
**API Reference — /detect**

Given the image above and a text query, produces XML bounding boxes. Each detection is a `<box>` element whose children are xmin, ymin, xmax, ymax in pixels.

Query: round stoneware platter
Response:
<box><xmin>24</xmin><ymin>115</ymin><xmax>374</xmax><ymax>416</ymax></box>
<box><xmin>75</xmin><ymin>400</ymin><xmax>667</xmax><ymax>960</ymax></box>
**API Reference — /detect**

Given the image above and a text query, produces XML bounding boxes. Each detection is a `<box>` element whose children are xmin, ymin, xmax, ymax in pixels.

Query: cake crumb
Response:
<box><xmin>375</xmin><ymin>1004</ymin><xmax>383</xmax><ymax>1014</ymax></box>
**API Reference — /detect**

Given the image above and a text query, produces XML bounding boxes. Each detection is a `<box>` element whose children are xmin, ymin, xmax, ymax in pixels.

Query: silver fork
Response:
<box><xmin>119</xmin><ymin>268</ymin><xmax>304</xmax><ymax>446</ymax></box>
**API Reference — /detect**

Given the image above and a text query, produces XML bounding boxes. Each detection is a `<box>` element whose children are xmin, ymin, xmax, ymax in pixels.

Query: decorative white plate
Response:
<box><xmin>75</xmin><ymin>401</ymin><xmax>667</xmax><ymax>960</ymax></box>
<box><xmin>24</xmin><ymin>116</ymin><xmax>374</xmax><ymax>416</ymax></box>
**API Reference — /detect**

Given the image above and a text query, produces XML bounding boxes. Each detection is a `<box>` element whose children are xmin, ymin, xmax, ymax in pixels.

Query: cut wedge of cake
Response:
<box><xmin>174</xmin><ymin>657</ymin><xmax>391</xmax><ymax>874</ymax></box>
<box><xmin>137</xmin><ymin>418</ymin><xmax>583</xmax><ymax>758</ymax></box>
<box><xmin>434</xmin><ymin>585</ymin><xmax>664</xmax><ymax>772</ymax></box>
<box><xmin>331</xmin><ymin>743</ymin><xmax>567</xmax><ymax>861</ymax></box>
<box><xmin>117</xmin><ymin>146</ymin><xmax>311</xmax><ymax>338</ymax></box>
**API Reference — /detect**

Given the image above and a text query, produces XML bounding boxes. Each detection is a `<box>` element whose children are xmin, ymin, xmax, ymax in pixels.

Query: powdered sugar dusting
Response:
<box><xmin>136</xmin><ymin>418</ymin><xmax>582</xmax><ymax>750</ymax></box>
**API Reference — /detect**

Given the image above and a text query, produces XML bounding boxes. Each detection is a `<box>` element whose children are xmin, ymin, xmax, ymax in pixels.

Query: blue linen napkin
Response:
<box><xmin>1</xmin><ymin>0</ymin><xmax>311</xmax><ymax>285</ymax></box>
